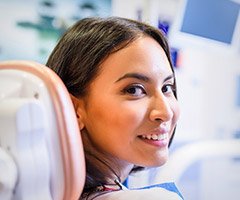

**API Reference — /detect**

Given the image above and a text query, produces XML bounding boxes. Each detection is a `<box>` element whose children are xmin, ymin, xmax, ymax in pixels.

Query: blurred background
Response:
<box><xmin>0</xmin><ymin>0</ymin><xmax>240</xmax><ymax>199</ymax></box>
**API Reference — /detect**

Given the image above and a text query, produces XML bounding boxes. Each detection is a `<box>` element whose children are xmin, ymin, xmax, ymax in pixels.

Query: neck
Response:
<box><xmin>97</xmin><ymin>154</ymin><xmax>134</xmax><ymax>185</ymax></box>
<box><xmin>114</xmin><ymin>160</ymin><xmax>134</xmax><ymax>183</ymax></box>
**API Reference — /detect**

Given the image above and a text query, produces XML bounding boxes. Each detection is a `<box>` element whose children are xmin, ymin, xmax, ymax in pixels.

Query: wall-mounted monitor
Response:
<box><xmin>169</xmin><ymin>0</ymin><xmax>240</xmax><ymax>51</ymax></box>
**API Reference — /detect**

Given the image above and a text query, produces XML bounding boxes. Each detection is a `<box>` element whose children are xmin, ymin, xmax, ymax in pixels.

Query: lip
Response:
<box><xmin>139</xmin><ymin>136</ymin><xmax>169</xmax><ymax>148</ymax></box>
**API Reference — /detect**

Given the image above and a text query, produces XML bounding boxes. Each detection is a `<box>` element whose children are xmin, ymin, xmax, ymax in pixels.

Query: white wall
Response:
<box><xmin>174</xmin><ymin>44</ymin><xmax>240</xmax><ymax>141</ymax></box>
<box><xmin>112</xmin><ymin>0</ymin><xmax>180</xmax><ymax>26</ymax></box>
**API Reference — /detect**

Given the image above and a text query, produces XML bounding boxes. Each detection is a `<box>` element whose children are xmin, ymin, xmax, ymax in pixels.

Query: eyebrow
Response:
<box><xmin>115</xmin><ymin>72</ymin><xmax>174</xmax><ymax>83</ymax></box>
<box><xmin>164</xmin><ymin>74</ymin><xmax>175</xmax><ymax>83</ymax></box>
<box><xmin>115</xmin><ymin>73</ymin><xmax>150</xmax><ymax>83</ymax></box>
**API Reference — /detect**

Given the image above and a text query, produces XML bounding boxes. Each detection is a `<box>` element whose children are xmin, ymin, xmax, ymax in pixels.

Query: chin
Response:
<box><xmin>150</xmin><ymin>159</ymin><xmax>168</xmax><ymax>167</ymax></box>
<box><xmin>139</xmin><ymin>156</ymin><xmax>169</xmax><ymax>168</ymax></box>
<box><xmin>152</xmin><ymin>153</ymin><xmax>169</xmax><ymax>167</ymax></box>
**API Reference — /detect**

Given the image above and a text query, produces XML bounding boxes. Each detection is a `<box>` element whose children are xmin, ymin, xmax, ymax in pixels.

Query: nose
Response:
<box><xmin>149</xmin><ymin>94</ymin><xmax>173</xmax><ymax>123</ymax></box>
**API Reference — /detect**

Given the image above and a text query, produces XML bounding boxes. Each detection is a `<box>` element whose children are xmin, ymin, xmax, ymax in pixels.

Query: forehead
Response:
<box><xmin>97</xmin><ymin>36</ymin><xmax>173</xmax><ymax>83</ymax></box>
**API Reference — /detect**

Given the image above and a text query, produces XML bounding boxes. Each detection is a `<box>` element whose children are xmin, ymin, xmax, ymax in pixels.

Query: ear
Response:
<box><xmin>70</xmin><ymin>94</ymin><xmax>85</xmax><ymax>130</ymax></box>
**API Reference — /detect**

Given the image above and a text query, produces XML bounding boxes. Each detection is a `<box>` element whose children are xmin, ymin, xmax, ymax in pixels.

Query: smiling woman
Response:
<box><xmin>46</xmin><ymin>17</ymin><xmax>182</xmax><ymax>200</ymax></box>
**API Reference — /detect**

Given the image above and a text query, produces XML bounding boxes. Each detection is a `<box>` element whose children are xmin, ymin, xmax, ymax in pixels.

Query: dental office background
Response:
<box><xmin>0</xmin><ymin>0</ymin><xmax>240</xmax><ymax>199</ymax></box>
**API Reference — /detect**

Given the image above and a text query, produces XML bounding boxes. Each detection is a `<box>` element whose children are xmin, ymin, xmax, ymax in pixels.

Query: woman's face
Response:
<box><xmin>79</xmin><ymin>36</ymin><xmax>180</xmax><ymax>168</ymax></box>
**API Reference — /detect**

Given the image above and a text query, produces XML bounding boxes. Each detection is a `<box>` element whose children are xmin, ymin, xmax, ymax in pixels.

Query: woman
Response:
<box><xmin>47</xmin><ymin>17</ymin><xmax>182</xmax><ymax>199</ymax></box>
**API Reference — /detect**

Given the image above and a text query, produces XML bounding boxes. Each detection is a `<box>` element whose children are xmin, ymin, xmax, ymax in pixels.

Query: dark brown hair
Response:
<box><xmin>46</xmin><ymin>17</ymin><xmax>177</xmax><ymax>199</ymax></box>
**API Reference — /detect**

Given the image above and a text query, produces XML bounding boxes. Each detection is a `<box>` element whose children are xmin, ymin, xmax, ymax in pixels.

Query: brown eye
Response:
<box><xmin>123</xmin><ymin>84</ymin><xmax>146</xmax><ymax>97</ymax></box>
<box><xmin>162</xmin><ymin>84</ymin><xmax>175</xmax><ymax>94</ymax></box>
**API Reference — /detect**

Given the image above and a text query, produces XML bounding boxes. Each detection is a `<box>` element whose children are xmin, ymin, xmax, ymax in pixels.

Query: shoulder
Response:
<box><xmin>94</xmin><ymin>187</ymin><xmax>182</xmax><ymax>200</ymax></box>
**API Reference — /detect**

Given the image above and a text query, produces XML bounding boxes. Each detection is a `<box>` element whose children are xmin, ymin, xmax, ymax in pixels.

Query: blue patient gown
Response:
<box><xmin>92</xmin><ymin>182</ymin><xmax>184</xmax><ymax>199</ymax></box>
<box><xmin>93</xmin><ymin>182</ymin><xmax>184</xmax><ymax>200</ymax></box>
<box><xmin>136</xmin><ymin>182</ymin><xmax>184</xmax><ymax>199</ymax></box>
<box><xmin>88</xmin><ymin>182</ymin><xmax>184</xmax><ymax>200</ymax></box>
<box><xmin>122</xmin><ymin>178</ymin><xmax>183</xmax><ymax>199</ymax></box>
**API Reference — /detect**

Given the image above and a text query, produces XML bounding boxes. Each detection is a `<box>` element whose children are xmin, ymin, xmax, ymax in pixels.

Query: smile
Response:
<box><xmin>139</xmin><ymin>133</ymin><xmax>168</xmax><ymax>141</ymax></box>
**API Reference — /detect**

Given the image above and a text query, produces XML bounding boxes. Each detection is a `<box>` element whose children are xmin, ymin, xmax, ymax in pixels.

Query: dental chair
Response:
<box><xmin>0</xmin><ymin>61</ymin><xmax>85</xmax><ymax>200</ymax></box>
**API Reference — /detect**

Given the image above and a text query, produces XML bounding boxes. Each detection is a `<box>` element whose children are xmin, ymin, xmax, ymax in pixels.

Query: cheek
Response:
<box><xmin>91</xmin><ymin>100</ymin><xmax>147</xmax><ymax>135</ymax></box>
<box><xmin>105</xmin><ymin>102</ymin><xmax>146</xmax><ymax>131</ymax></box>
<box><xmin>84</xmin><ymin>101</ymin><xmax>147</xmax><ymax>156</ymax></box>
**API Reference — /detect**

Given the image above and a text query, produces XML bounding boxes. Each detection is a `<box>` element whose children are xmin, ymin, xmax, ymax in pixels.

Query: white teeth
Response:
<box><xmin>158</xmin><ymin>134</ymin><xmax>167</xmax><ymax>140</ymax></box>
<box><xmin>141</xmin><ymin>133</ymin><xmax>168</xmax><ymax>141</ymax></box>
<box><xmin>146</xmin><ymin>135</ymin><xmax>152</xmax><ymax>140</ymax></box>
<box><xmin>151</xmin><ymin>134</ymin><xmax>158</xmax><ymax>140</ymax></box>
